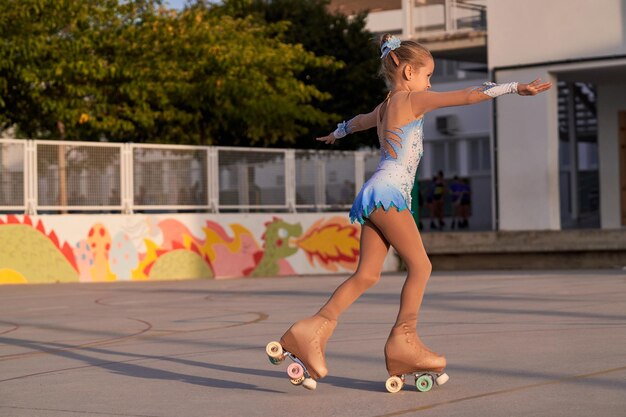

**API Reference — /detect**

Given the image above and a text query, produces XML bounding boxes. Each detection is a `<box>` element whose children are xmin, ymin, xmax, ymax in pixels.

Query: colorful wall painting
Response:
<box><xmin>0</xmin><ymin>213</ymin><xmax>399</xmax><ymax>285</ymax></box>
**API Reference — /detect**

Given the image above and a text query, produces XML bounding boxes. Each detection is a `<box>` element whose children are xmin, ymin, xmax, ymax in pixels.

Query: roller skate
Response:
<box><xmin>383</xmin><ymin>323</ymin><xmax>449</xmax><ymax>393</ymax></box>
<box><xmin>266</xmin><ymin>315</ymin><xmax>337</xmax><ymax>390</ymax></box>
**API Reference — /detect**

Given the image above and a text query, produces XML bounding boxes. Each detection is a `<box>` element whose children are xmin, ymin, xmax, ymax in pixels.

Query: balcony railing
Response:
<box><xmin>366</xmin><ymin>0</ymin><xmax>487</xmax><ymax>39</ymax></box>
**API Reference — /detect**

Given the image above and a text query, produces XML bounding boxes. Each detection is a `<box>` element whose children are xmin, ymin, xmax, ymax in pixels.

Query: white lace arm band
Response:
<box><xmin>476</xmin><ymin>82</ymin><xmax>519</xmax><ymax>98</ymax></box>
<box><xmin>332</xmin><ymin>119</ymin><xmax>353</xmax><ymax>139</ymax></box>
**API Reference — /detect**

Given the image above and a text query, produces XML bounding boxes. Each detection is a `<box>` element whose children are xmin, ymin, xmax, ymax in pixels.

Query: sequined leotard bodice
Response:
<box><xmin>349</xmin><ymin>117</ymin><xmax>424</xmax><ymax>224</ymax></box>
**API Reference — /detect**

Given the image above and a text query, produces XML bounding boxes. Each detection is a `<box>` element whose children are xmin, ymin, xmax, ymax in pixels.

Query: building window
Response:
<box><xmin>429</xmin><ymin>140</ymin><xmax>459</xmax><ymax>177</ymax></box>
<box><xmin>432</xmin><ymin>142</ymin><xmax>446</xmax><ymax>173</ymax></box>
<box><xmin>469</xmin><ymin>138</ymin><xmax>490</xmax><ymax>174</ymax></box>
<box><xmin>447</xmin><ymin>141</ymin><xmax>458</xmax><ymax>173</ymax></box>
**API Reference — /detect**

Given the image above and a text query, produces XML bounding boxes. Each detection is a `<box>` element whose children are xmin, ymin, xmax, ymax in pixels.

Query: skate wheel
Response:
<box><xmin>436</xmin><ymin>373</ymin><xmax>449</xmax><ymax>386</ymax></box>
<box><xmin>385</xmin><ymin>376</ymin><xmax>404</xmax><ymax>393</ymax></box>
<box><xmin>268</xmin><ymin>356</ymin><xmax>284</xmax><ymax>365</ymax></box>
<box><xmin>415</xmin><ymin>374</ymin><xmax>434</xmax><ymax>392</ymax></box>
<box><xmin>266</xmin><ymin>341</ymin><xmax>283</xmax><ymax>359</ymax></box>
<box><xmin>290</xmin><ymin>376</ymin><xmax>305</xmax><ymax>385</ymax></box>
<box><xmin>302</xmin><ymin>378</ymin><xmax>317</xmax><ymax>390</ymax></box>
<box><xmin>287</xmin><ymin>363</ymin><xmax>304</xmax><ymax>379</ymax></box>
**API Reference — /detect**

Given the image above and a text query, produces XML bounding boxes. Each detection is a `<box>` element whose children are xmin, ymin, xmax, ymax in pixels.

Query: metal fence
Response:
<box><xmin>35</xmin><ymin>141</ymin><xmax>124</xmax><ymax>212</ymax></box>
<box><xmin>0</xmin><ymin>140</ymin><xmax>26</xmax><ymax>211</ymax></box>
<box><xmin>0</xmin><ymin>139</ymin><xmax>378</xmax><ymax>214</ymax></box>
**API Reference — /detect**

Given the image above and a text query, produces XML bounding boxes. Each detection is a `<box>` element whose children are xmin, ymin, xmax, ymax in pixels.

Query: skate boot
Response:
<box><xmin>266</xmin><ymin>315</ymin><xmax>337</xmax><ymax>390</ymax></box>
<box><xmin>383</xmin><ymin>322</ymin><xmax>449</xmax><ymax>393</ymax></box>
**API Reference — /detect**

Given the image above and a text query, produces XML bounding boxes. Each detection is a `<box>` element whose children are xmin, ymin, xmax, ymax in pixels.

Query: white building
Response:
<box><xmin>489</xmin><ymin>0</ymin><xmax>625</xmax><ymax>231</ymax></box>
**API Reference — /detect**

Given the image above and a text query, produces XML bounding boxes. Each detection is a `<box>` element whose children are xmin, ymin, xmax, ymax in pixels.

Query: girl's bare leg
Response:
<box><xmin>317</xmin><ymin>219</ymin><xmax>390</xmax><ymax>319</ymax></box>
<box><xmin>279</xmin><ymin>219</ymin><xmax>390</xmax><ymax>379</ymax></box>
<box><xmin>368</xmin><ymin>208</ymin><xmax>446</xmax><ymax>376</ymax></box>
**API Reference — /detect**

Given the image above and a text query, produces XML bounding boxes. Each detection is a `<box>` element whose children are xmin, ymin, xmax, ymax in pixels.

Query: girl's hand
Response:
<box><xmin>518</xmin><ymin>78</ymin><xmax>552</xmax><ymax>96</ymax></box>
<box><xmin>316</xmin><ymin>133</ymin><xmax>336</xmax><ymax>145</ymax></box>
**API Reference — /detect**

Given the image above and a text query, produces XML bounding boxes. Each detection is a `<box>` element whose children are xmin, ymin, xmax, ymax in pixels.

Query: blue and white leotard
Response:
<box><xmin>349</xmin><ymin>117</ymin><xmax>424</xmax><ymax>224</ymax></box>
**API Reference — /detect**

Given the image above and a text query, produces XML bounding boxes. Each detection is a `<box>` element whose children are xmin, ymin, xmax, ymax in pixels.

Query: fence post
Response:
<box><xmin>121</xmin><ymin>144</ymin><xmax>133</xmax><ymax>214</ymax></box>
<box><xmin>208</xmin><ymin>147</ymin><xmax>219</xmax><ymax>213</ymax></box>
<box><xmin>57</xmin><ymin>144</ymin><xmax>68</xmax><ymax>213</ymax></box>
<box><xmin>285</xmin><ymin>149</ymin><xmax>296</xmax><ymax>212</ymax></box>
<box><xmin>204</xmin><ymin>146</ymin><xmax>213</xmax><ymax>212</ymax></box>
<box><xmin>26</xmin><ymin>140</ymin><xmax>37</xmax><ymax>215</ymax></box>
<box><xmin>21</xmin><ymin>140</ymin><xmax>28</xmax><ymax>214</ymax></box>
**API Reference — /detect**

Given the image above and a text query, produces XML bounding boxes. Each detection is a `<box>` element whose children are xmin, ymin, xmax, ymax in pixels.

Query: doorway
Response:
<box><xmin>558</xmin><ymin>81</ymin><xmax>600</xmax><ymax>229</ymax></box>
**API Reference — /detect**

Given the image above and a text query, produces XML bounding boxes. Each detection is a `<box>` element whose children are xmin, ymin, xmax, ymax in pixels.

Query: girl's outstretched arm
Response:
<box><xmin>411</xmin><ymin>79</ymin><xmax>552</xmax><ymax>116</ymax></box>
<box><xmin>316</xmin><ymin>105</ymin><xmax>380</xmax><ymax>145</ymax></box>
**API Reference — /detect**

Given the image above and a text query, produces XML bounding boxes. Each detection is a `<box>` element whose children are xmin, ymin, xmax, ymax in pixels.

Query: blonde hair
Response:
<box><xmin>379</xmin><ymin>33</ymin><xmax>432</xmax><ymax>88</ymax></box>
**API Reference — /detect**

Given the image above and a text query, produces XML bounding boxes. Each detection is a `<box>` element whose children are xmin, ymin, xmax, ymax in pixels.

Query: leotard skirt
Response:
<box><xmin>349</xmin><ymin>175</ymin><xmax>412</xmax><ymax>224</ymax></box>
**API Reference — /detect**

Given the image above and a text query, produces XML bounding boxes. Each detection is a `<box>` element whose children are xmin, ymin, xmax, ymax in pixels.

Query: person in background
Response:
<box><xmin>449</xmin><ymin>176</ymin><xmax>463</xmax><ymax>230</ymax></box>
<box><xmin>426</xmin><ymin>176</ymin><xmax>437</xmax><ymax>229</ymax></box>
<box><xmin>459</xmin><ymin>178</ymin><xmax>472</xmax><ymax>229</ymax></box>
<box><xmin>432</xmin><ymin>171</ymin><xmax>445</xmax><ymax>230</ymax></box>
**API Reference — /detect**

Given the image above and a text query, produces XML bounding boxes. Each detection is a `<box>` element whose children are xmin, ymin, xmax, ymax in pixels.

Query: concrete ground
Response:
<box><xmin>1</xmin><ymin>270</ymin><xmax>625</xmax><ymax>417</ymax></box>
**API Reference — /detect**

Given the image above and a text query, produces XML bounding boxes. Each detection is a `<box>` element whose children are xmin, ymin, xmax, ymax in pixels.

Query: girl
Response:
<box><xmin>267</xmin><ymin>34</ymin><xmax>551</xmax><ymax>391</ymax></box>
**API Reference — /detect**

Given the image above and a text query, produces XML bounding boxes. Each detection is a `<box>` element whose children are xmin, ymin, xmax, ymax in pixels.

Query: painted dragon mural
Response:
<box><xmin>0</xmin><ymin>214</ymin><xmax>361</xmax><ymax>284</ymax></box>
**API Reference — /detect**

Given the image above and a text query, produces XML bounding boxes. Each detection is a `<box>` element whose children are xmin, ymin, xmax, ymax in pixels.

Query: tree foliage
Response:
<box><xmin>221</xmin><ymin>0</ymin><xmax>386</xmax><ymax>150</ymax></box>
<box><xmin>0</xmin><ymin>0</ymin><xmax>338</xmax><ymax>146</ymax></box>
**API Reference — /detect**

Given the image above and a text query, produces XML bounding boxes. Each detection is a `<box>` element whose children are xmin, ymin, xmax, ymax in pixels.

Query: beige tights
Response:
<box><xmin>281</xmin><ymin>208</ymin><xmax>443</xmax><ymax>379</ymax></box>
<box><xmin>317</xmin><ymin>217</ymin><xmax>391</xmax><ymax>320</ymax></box>
<box><xmin>318</xmin><ymin>208</ymin><xmax>431</xmax><ymax>325</ymax></box>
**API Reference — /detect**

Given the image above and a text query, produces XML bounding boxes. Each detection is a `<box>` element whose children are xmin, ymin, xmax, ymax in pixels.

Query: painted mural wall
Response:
<box><xmin>0</xmin><ymin>213</ymin><xmax>399</xmax><ymax>285</ymax></box>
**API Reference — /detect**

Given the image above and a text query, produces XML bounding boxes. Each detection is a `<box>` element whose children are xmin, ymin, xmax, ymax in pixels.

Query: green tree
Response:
<box><xmin>0</xmin><ymin>0</ymin><xmax>338</xmax><ymax>146</ymax></box>
<box><xmin>0</xmin><ymin>0</ymin><xmax>167</xmax><ymax>141</ymax></box>
<box><xmin>157</xmin><ymin>4</ymin><xmax>338</xmax><ymax>146</ymax></box>
<box><xmin>221</xmin><ymin>0</ymin><xmax>386</xmax><ymax>150</ymax></box>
